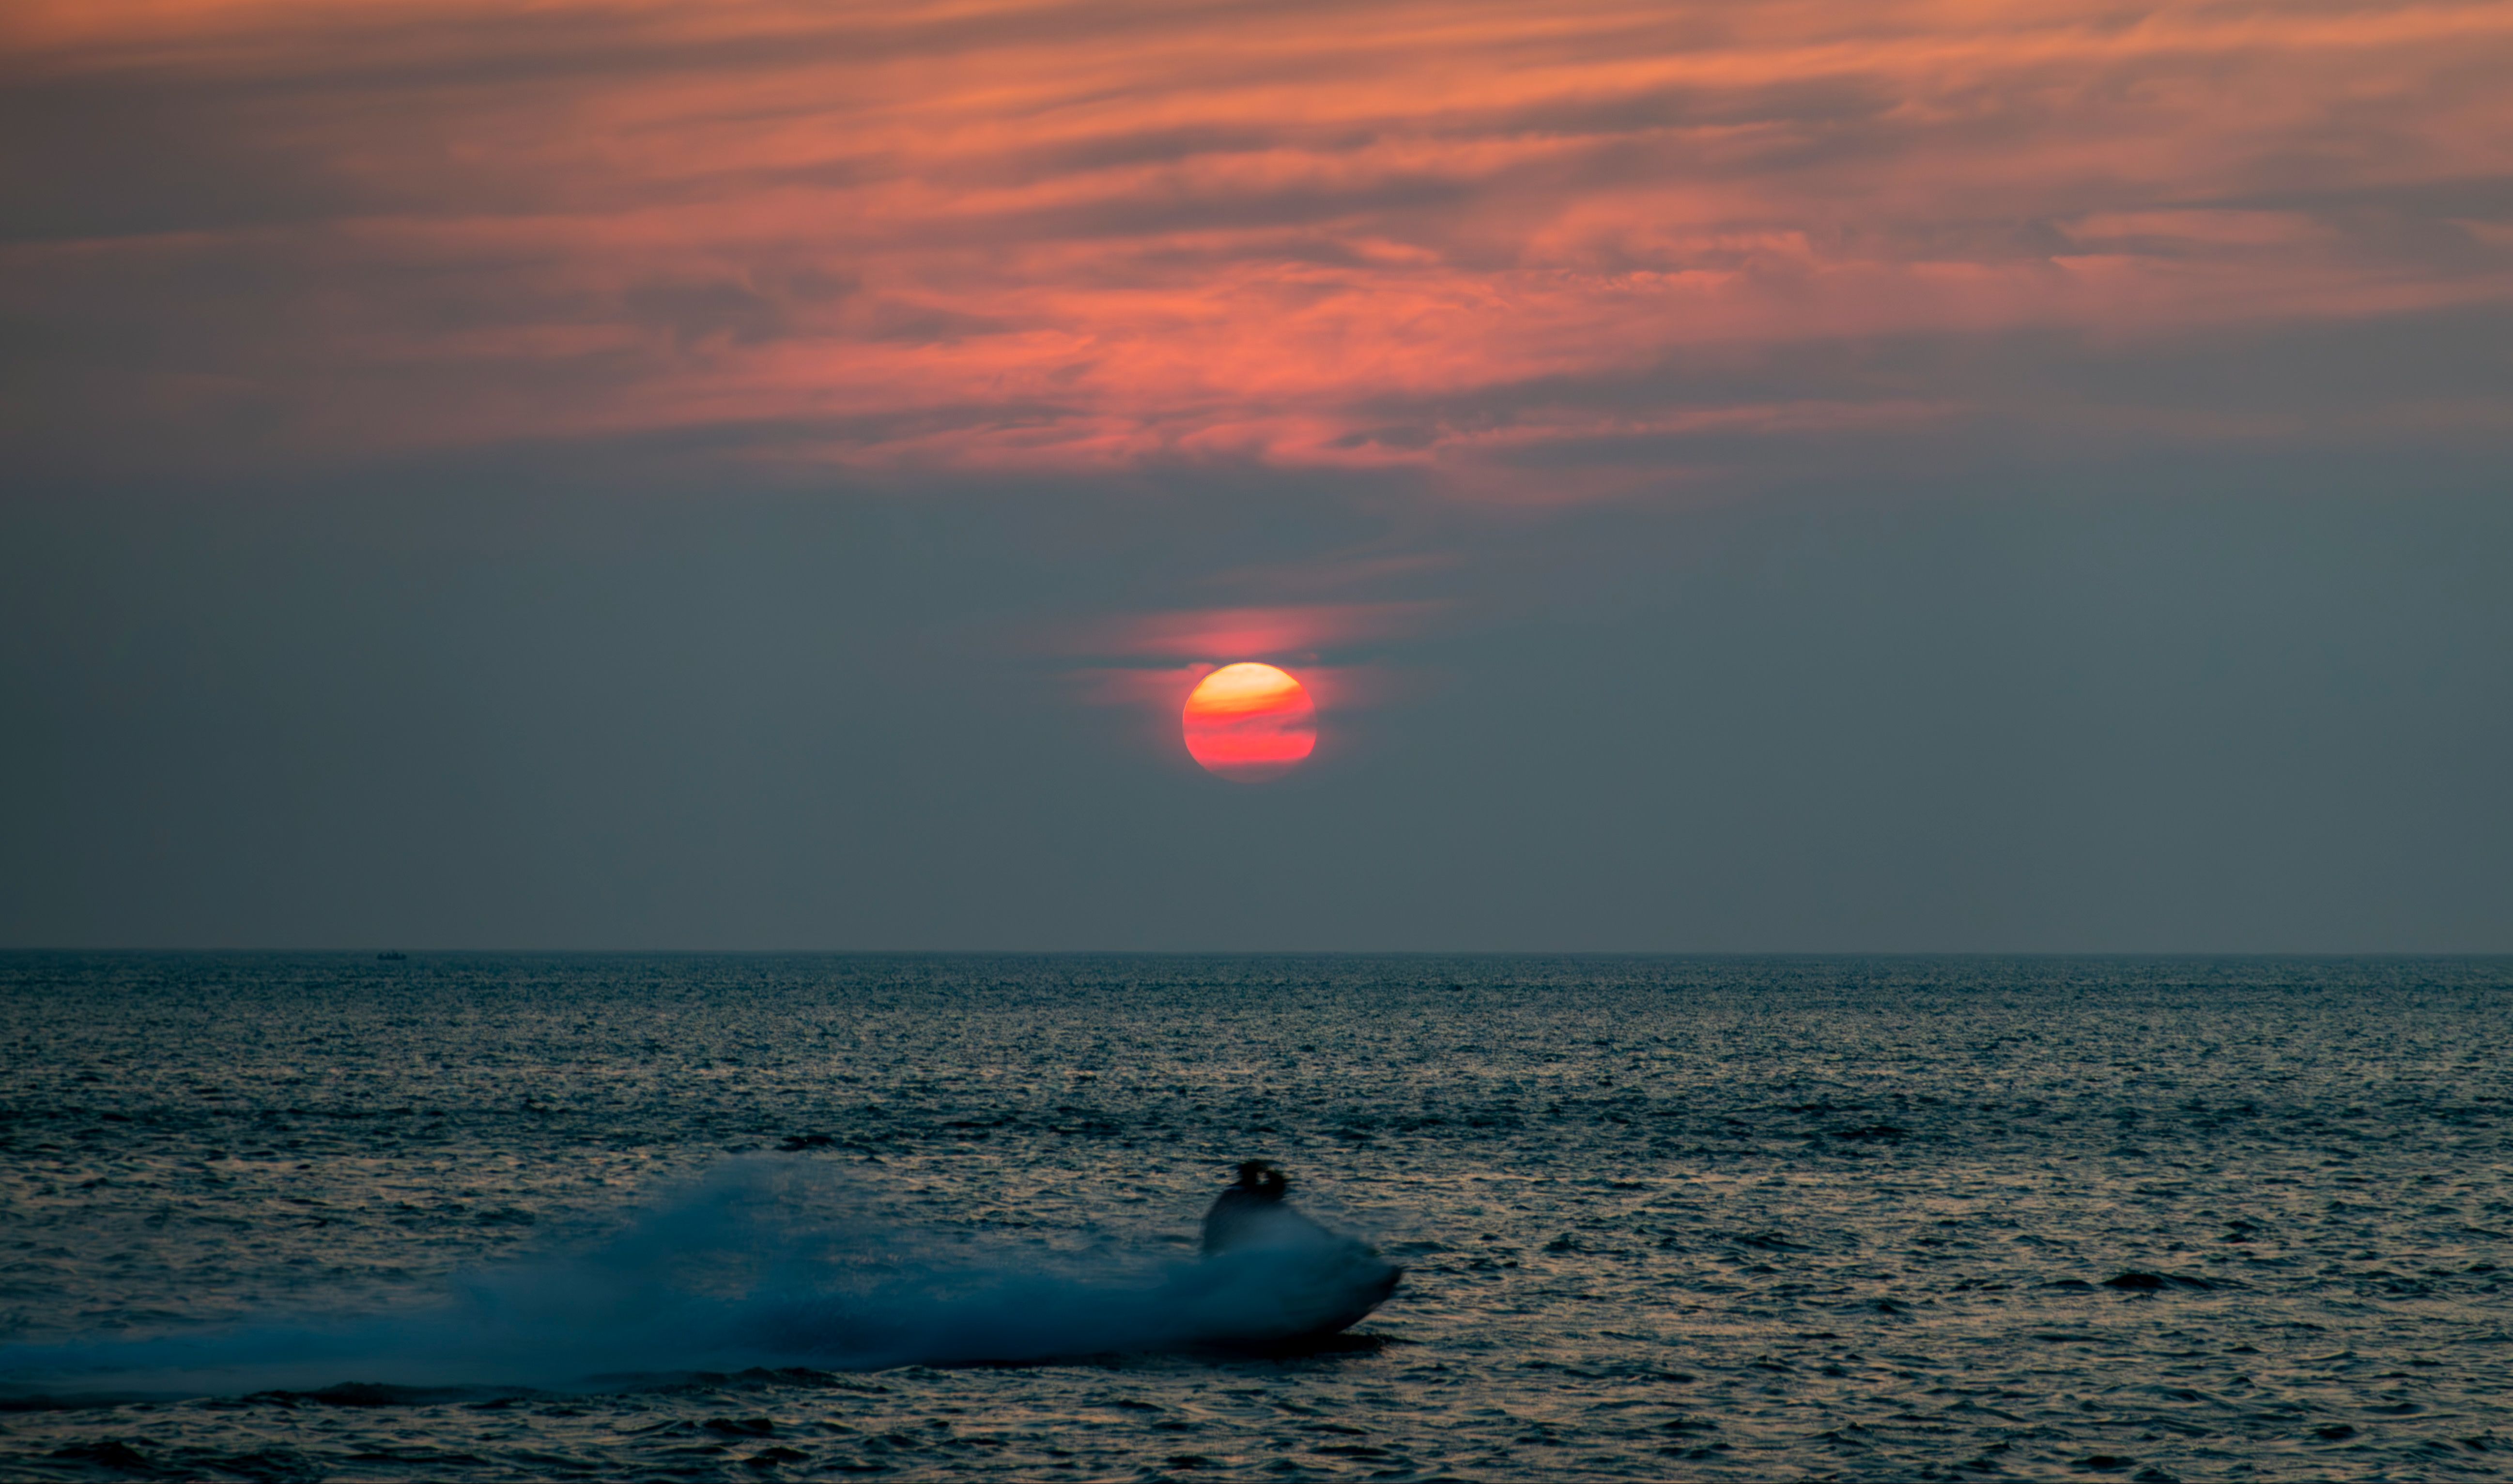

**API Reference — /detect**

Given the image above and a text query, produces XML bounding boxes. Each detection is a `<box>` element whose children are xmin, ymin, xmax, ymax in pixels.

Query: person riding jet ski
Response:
<box><xmin>1187</xmin><ymin>1161</ymin><xmax>1402</xmax><ymax>1341</ymax></box>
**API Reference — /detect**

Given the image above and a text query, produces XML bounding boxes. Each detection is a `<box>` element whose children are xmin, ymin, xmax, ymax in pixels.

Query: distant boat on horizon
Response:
<box><xmin>375</xmin><ymin>951</ymin><xmax>407</xmax><ymax>961</ymax></box>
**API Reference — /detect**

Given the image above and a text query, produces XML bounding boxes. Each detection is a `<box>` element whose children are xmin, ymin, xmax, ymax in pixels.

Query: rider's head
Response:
<box><xmin>1234</xmin><ymin>1160</ymin><xmax>1288</xmax><ymax>1198</ymax></box>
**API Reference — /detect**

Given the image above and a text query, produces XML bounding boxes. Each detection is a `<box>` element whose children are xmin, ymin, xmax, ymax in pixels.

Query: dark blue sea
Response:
<box><xmin>2</xmin><ymin>955</ymin><xmax>2508</xmax><ymax>1481</ymax></box>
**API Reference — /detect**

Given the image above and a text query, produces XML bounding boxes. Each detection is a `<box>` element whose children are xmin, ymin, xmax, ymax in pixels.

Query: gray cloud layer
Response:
<box><xmin>3</xmin><ymin>0</ymin><xmax>2508</xmax><ymax>947</ymax></box>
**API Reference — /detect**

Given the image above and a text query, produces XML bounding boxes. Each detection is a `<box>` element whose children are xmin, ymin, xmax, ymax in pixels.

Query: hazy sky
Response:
<box><xmin>4</xmin><ymin>0</ymin><xmax>2509</xmax><ymax>949</ymax></box>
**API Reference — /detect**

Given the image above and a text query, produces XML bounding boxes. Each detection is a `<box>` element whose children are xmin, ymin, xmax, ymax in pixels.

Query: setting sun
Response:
<box><xmin>1182</xmin><ymin>664</ymin><xmax>1316</xmax><ymax>782</ymax></box>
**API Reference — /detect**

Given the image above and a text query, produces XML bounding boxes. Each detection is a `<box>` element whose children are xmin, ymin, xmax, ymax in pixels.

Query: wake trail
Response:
<box><xmin>0</xmin><ymin>1159</ymin><xmax>1403</xmax><ymax>1400</ymax></box>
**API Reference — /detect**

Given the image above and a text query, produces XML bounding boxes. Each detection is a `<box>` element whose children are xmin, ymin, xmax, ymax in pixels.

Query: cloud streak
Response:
<box><xmin>5</xmin><ymin>0</ymin><xmax>2509</xmax><ymax>485</ymax></box>
<box><xmin>1051</xmin><ymin>602</ymin><xmax>1449</xmax><ymax>663</ymax></box>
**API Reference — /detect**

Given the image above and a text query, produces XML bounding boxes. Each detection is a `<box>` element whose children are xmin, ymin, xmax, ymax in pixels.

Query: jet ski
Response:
<box><xmin>1167</xmin><ymin>1162</ymin><xmax>1402</xmax><ymax>1346</ymax></box>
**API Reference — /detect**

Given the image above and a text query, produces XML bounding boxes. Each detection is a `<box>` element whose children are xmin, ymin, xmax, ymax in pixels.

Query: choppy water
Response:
<box><xmin>2</xmin><ymin>954</ymin><xmax>2508</xmax><ymax>1481</ymax></box>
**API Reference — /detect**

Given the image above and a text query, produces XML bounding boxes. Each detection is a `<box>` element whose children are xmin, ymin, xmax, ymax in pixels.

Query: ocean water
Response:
<box><xmin>1</xmin><ymin>954</ymin><xmax>2508</xmax><ymax>1482</ymax></box>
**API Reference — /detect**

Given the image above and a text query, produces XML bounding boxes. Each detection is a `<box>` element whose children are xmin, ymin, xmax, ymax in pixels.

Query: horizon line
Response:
<box><xmin>4</xmin><ymin>947</ymin><xmax>2508</xmax><ymax>960</ymax></box>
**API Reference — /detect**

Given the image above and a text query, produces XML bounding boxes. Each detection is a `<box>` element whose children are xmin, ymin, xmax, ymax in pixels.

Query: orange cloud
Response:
<box><xmin>1052</xmin><ymin>602</ymin><xmax>1448</xmax><ymax>663</ymax></box>
<box><xmin>5</xmin><ymin>0</ymin><xmax>2511</xmax><ymax>484</ymax></box>
<box><xmin>1050</xmin><ymin>605</ymin><xmax>1436</xmax><ymax>734</ymax></box>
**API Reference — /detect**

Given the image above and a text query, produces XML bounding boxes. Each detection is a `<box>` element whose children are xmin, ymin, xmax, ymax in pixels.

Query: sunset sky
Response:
<box><xmin>3</xmin><ymin>0</ymin><xmax>2509</xmax><ymax>948</ymax></box>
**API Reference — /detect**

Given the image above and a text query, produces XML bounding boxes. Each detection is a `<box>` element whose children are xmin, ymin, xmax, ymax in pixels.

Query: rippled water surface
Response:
<box><xmin>3</xmin><ymin>954</ymin><xmax>2509</xmax><ymax>1481</ymax></box>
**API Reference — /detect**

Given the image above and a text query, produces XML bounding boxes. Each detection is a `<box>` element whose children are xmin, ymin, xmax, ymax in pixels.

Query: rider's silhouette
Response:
<box><xmin>1201</xmin><ymin>1160</ymin><xmax>1290</xmax><ymax>1255</ymax></box>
